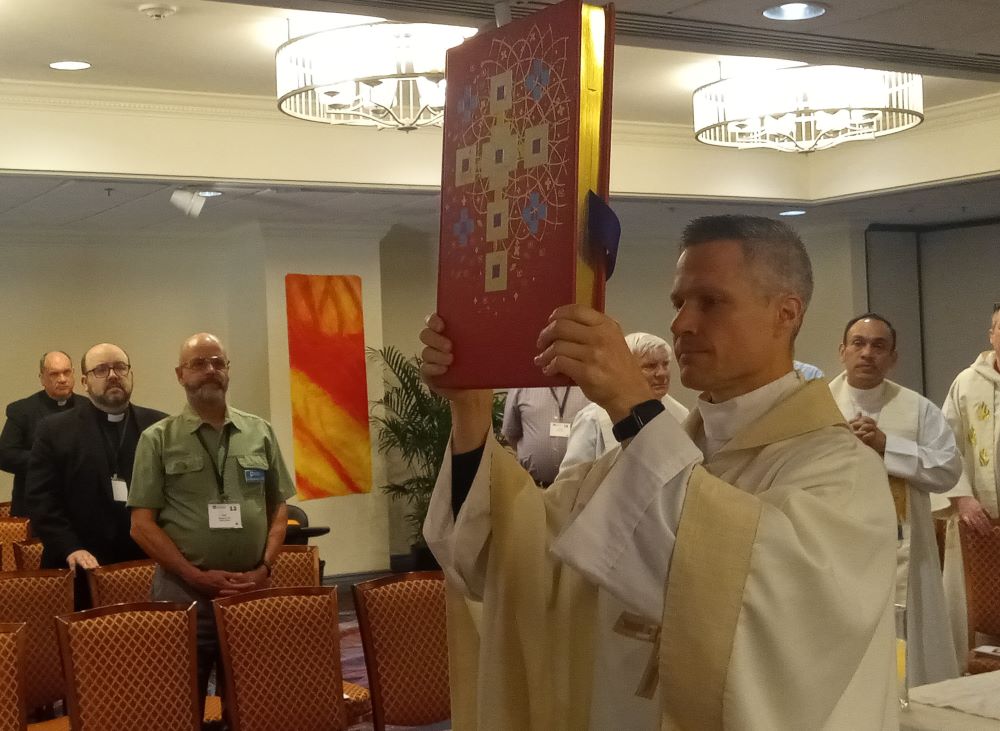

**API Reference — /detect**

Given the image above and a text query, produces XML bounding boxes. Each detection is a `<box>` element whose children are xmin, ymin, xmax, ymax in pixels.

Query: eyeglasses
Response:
<box><xmin>181</xmin><ymin>356</ymin><xmax>230</xmax><ymax>372</ymax></box>
<box><xmin>86</xmin><ymin>362</ymin><xmax>131</xmax><ymax>379</ymax></box>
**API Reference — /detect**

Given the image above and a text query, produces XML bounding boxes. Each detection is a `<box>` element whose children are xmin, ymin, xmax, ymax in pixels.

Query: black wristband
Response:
<box><xmin>612</xmin><ymin>399</ymin><xmax>665</xmax><ymax>442</ymax></box>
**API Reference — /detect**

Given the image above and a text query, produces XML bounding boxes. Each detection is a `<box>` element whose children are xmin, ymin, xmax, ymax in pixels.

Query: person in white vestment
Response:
<box><xmin>420</xmin><ymin>215</ymin><xmax>898</xmax><ymax>730</ymax></box>
<box><xmin>560</xmin><ymin>332</ymin><xmax>688</xmax><ymax>470</ymax></box>
<box><xmin>939</xmin><ymin>304</ymin><xmax>1000</xmax><ymax>670</ymax></box>
<box><xmin>829</xmin><ymin>312</ymin><xmax>960</xmax><ymax>686</ymax></box>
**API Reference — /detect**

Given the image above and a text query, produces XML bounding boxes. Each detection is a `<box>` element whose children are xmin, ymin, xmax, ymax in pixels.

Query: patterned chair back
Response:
<box><xmin>0</xmin><ymin>503</ymin><xmax>10</xmax><ymax>519</ymax></box>
<box><xmin>87</xmin><ymin>560</ymin><xmax>156</xmax><ymax>608</ymax></box>
<box><xmin>0</xmin><ymin>623</ymin><xmax>27</xmax><ymax>731</ymax></box>
<box><xmin>56</xmin><ymin>602</ymin><xmax>200</xmax><ymax>731</ymax></box>
<box><xmin>960</xmin><ymin>518</ymin><xmax>1000</xmax><ymax>673</ymax></box>
<box><xmin>352</xmin><ymin>571</ymin><xmax>449</xmax><ymax>730</ymax></box>
<box><xmin>0</xmin><ymin>570</ymin><xmax>73</xmax><ymax>712</ymax></box>
<box><xmin>0</xmin><ymin>520</ymin><xmax>29</xmax><ymax>573</ymax></box>
<box><xmin>270</xmin><ymin>546</ymin><xmax>320</xmax><ymax>588</ymax></box>
<box><xmin>214</xmin><ymin>587</ymin><xmax>347</xmax><ymax>731</ymax></box>
<box><xmin>11</xmin><ymin>542</ymin><xmax>42</xmax><ymax>573</ymax></box>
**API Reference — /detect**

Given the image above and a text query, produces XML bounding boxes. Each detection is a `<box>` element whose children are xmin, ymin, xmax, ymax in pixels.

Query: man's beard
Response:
<box><xmin>187</xmin><ymin>380</ymin><xmax>227</xmax><ymax>406</ymax></box>
<box><xmin>90</xmin><ymin>384</ymin><xmax>131</xmax><ymax>412</ymax></box>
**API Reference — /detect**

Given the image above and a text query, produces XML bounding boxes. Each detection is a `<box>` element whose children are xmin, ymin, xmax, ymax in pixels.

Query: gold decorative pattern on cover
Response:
<box><xmin>0</xmin><ymin>504</ymin><xmax>10</xmax><ymax>519</ymax></box>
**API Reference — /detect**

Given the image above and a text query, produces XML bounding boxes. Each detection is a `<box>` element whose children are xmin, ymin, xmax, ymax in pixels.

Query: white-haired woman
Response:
<box><xmin>560</xmin><ymin>332</ymin><xmax>688</xmax><ymax>470</ymax></box>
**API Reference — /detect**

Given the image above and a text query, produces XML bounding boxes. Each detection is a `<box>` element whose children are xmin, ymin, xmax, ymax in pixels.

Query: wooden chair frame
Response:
<box><xmin>352</xmin><ymin>571</ymin><xmax>447</xmax><ymax>731</ymax></box>
<box><xmin>85</xmin><ymin>559</ymin><xmax>156</xmax><ymax>608</ymax></box>
<box><xmin>213</xmin><ymin>586</ymin><xmax>345</xmax><ymax>731</ymax></box>
<box><xmin>55</xmin><ymin>601</ymin><xmax>200</xmax><ymax>731</ymax></box>
<box><xmin>0</xmin><ymin>622</ymin><xmax>28</xmax><ymax>731</ymax></box>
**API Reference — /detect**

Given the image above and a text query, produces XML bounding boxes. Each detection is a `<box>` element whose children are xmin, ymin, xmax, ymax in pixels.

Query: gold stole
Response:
<box><xmin>875</xmin><ymin>382</ymin><xmax>921</xmax><ymax>525</ymax></box>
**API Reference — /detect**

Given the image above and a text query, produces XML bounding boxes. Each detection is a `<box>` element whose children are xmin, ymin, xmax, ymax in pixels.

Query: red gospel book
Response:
<box><xmin>435</xmin><ymin>0</ymin><xmax>615</xmax><ymax>388</ymax></box>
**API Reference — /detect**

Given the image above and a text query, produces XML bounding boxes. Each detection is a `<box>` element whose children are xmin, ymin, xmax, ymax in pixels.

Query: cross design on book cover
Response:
<box><xmin>441</xmin><ymin>19</ymin><xmax>573</xmax><ymax>318</ymax></box>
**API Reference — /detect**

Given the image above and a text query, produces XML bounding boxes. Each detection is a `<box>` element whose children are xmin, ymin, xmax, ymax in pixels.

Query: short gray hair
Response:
<box><xmin>680</xmin><ymin>215</ymin><xmax>813</xmax><ymax>310</ymax></box>
<box><xmin>624</xmin><ymin>332</ymin><xmax>671</xmax><ymax>359</ymax></box>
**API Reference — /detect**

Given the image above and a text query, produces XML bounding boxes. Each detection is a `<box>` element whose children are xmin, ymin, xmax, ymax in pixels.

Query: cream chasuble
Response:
<box><xmin>940</xmin><ymin>350</ymin><xmax>1000</xmax><ymax>669</ymax></box>
<box><xmin>829</xmin><ymin>374</ymin><xmax>960</xmax><ymax>686</ymax></box>
<box><xmin>560</xmin><ymin>393</ymin><xmax>689</xmax><ymax>472</ymax></box>
<box><xmin>426</xmin><ymin>379</ymin><xmax>899</xmax><ymax>730</ymax></box>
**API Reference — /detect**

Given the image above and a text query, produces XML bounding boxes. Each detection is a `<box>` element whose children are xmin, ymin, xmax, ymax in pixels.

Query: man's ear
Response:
<box><xmin>776</xmin><ymin>293</ymin><xmax>804</xmax><ymax>334</ymax></box>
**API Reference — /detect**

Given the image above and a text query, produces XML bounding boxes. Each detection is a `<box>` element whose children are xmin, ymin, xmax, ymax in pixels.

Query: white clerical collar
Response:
<box><xmin>697</xmin><ymin>371</ymin><xmax>801</xmax><ymax>459</ymax></box>
<box><xmin>106</xmin><ymin>411</ymin><xmax>126</xmax><ymax>423</ymax></box>
<box><xmin>57</xmin><ymin>399</ymin><xmax>67</xmax><ymax>407</ymax></box>
<box><xmin>846</xmin><ymin>380</ymin><xmax>886</xmax><ymax>418</ymax></box>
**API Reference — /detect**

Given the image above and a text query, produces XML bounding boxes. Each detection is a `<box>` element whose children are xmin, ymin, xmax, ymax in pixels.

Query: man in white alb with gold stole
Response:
<box><xmin>829</xmin><ymin>313</ymin><xmax>959</xmax><ymax>687</ymax></box>
<box><xmin>938</xmin><ymin>306</ymin><xmax>1000</xmax><ymax>669</ymax></box>
<box><xmin>421</xmin><ymin>216</ymin><xmax>899</xmax><ymax>730</ymax></box>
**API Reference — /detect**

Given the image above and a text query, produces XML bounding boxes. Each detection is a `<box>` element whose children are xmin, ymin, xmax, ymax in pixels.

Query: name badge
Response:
<box><xmin>208</xmin><ymin>502</ymin><xmax>243</xmax><ymax>529</ymax></box>
<box><xmin>244</xmin><ymin>468</ymin><xmax>266</xmax><ymax>484</ymax></box>
<box><xmin>111</xmin><ymin>478</ymin><xmax>128</xmax><ymax>503</ymax></box>
<box><xmin>549</xmin><ymin>420</ymin><xmax>571</xmax><ymax>438</ymax></box>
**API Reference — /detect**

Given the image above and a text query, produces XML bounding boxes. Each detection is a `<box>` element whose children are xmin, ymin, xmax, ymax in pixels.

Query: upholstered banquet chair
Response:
<box><xmin>959</xmin><ymin>517</ymin><xmax>1000</xmax><ymax>674</ymax></box>
<box><xmin>11</xmin><ymin>542</ymin><xmax>42</xmax><ymax>573</ymax></box>
<box><xmin>352</xmin><ymin>571</ymin><xmax>450</xmax><ymax>731</ymax></box>
<box><xmin>56</xmin><ymin>602</ymin><xmax>201</xmax><ymax>731</ymax></box>
<box><xmin>269</xmin><ymin>545</ymin><xmax>320</xmax><ymax>588</ymax></box>
<box><xmin>0</xmin><ymin>503</ymin><xmax>11</xmax><ymax>519</ymax></box>
<box><xmin>86</xmin><ymin>559</ymin><xmax>156</xmax><ymax>608</ymax></box>
<box><xmin>0</xmin><ymin>570</ymin><xmax>73</xmax><ymax>717</ymax></box>
<box><xmin>214</xmin><ymin>586</ymin><xmax>370</xmax><ymax>731</ymax></box>
<box><xmin>0</xmin><ymin>622</ymin><xmax>27</xmax><ymax>731</ymax></box>
<box><xmin>0</xmin><ymin>519</ymin><xmax>29</xmax><ymax>573</ymax></box>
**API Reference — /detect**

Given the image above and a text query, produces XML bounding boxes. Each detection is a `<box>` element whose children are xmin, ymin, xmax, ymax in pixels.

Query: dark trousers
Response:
<box><xmin>151</xmin><ymin>566</ymin><xmax>224</xmax><ymax>717</ymax></box>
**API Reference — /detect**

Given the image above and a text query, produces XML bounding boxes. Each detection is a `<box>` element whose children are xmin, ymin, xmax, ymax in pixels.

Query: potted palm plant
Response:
<box><xmin>369</xmin><ymin>345</ymin><xmax>505</xmax><ymax>569</ymax></box>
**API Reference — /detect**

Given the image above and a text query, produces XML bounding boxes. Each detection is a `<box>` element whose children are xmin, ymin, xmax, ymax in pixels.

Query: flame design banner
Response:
<box><xmin>285</xmin><ymin>274</ymin><xmax>372</xmax><ymax>498</ymax></box>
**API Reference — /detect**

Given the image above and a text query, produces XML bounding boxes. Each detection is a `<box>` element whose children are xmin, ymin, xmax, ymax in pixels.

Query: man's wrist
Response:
<box><xmin>258</xmin><ymin>559</ymin><xmax>273</xmax><ymax>577</ymax></box>
<box><xmin>612</xmin><ymin>399</ymin><xmax>665</xmax><ymax>442</ymax></box>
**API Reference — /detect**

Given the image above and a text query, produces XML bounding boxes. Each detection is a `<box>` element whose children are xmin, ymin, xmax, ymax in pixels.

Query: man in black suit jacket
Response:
<box><xmin>0</xmin><ymin>351</ymin><xmax>78</xmax><ymax>516</ymax></box>
<box><xmin>26</xmin><ymin>342</ymin><xmax>166</xmax><ymax>608</ymax></box>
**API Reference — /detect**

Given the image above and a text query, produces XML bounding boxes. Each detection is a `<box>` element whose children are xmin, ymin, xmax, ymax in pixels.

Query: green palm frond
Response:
<box><xmin>369</xmin><ymin>345</ymin><xmax>506</xmax><ymax>547</ymax></box>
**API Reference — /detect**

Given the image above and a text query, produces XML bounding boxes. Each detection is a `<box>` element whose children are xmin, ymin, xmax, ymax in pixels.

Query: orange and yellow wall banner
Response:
<box><xmin>285</xmin><ymin>274</ymin><xmax>372</xmax><ymax>498</ymax></box>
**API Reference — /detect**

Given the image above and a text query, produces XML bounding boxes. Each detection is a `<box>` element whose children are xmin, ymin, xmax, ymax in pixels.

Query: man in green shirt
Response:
<box><xmin>129</xmin><ymin>332</ymin><xmax>295</xmax><ymax>717</ymax></box>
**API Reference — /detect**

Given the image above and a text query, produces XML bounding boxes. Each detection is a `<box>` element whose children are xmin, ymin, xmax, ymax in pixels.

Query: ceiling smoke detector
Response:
<box><xmin>138</xmin><ymin>4</ymin><xmax>177</xmax><ymax>20</ymax></box>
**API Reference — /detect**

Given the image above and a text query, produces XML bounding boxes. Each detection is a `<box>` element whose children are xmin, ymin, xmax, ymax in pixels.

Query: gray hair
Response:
<box><xmin>624</xmin><ymin>332</ymin><xmax>671</xmax><ymax>359</ymax></box>
<box><xmin>680</xmin><ymin>215</ymin><xmax>814</xmax><ymax>311</ymax></box>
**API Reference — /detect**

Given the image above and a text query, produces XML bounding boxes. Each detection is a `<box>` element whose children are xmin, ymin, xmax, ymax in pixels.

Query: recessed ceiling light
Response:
<box><xmin>196</xmin><ymin>190</ymin><xmax>223</xmax><ymax>198</ymax></box>
<box><xmin>762</xmin><ymin>3</ymin><xmax>827</xmax><ymax>21</ymax></box>
<box><xmin>779</xmin><ymin>209</ymin><xmax>807</xmax><ymax>217</ymax></box>
<box><xmin>49</xmin><ymin>60</ymin><xmax>91</xmax><ymax>71</ymax></box>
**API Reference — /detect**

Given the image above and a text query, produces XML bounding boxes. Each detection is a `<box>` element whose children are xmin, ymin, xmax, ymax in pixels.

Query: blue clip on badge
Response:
<box><xmin>244</xmin><ymin>468</ymin><xmax>266</xmax><ymax>484</ymax></box>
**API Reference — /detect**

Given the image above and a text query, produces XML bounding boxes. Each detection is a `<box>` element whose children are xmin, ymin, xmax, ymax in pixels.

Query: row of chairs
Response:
<box><xmin>0</xmin><ymin>547</ymin><xmax>449</xmax><ymax>730</ymax></box>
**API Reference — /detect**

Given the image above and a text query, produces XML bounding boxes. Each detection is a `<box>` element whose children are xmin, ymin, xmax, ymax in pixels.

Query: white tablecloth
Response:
<box><xmin>901</xmin><ymin>670</ymin><xmax>1000</xmax><ymax>729</ymax></box>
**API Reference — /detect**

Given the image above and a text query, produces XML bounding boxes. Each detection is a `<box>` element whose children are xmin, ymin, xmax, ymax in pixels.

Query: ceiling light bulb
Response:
<box><xmin>49</xmin><ymin>60</ymin><xmax>91</xmax><ymax>71</ymax></box>
<box><xmin>762</xmin><ymin>3</ymin><xmax>827</xmax><ymax>21</ymax></box>
<box><xmin>779</xmin><ymin>209</ymin><xmax>807</xmax><ymax>216</ymax></box>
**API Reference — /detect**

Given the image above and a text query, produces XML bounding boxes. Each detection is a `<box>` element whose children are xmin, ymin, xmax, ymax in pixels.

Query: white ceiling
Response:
<box><xmin>2</xmin><ymin>0</ymin><xmax>1000</xmax><ymax>230</ymax></box>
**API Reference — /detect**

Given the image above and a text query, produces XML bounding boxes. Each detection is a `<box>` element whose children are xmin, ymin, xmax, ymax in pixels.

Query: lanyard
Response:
<box><xmin>98</xmin><ymin>409</ymin><xmax>133</xmax><ymax>478</ymax></box>
<box><xmin>195</xmin><ymin>425</ymin><xmax>231</xmax><ymax>500</ymax></box>
<box><xmin>548</xmin><ymin>387</ymin><xmax>570</xmax><ymax>420</ymax></box>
